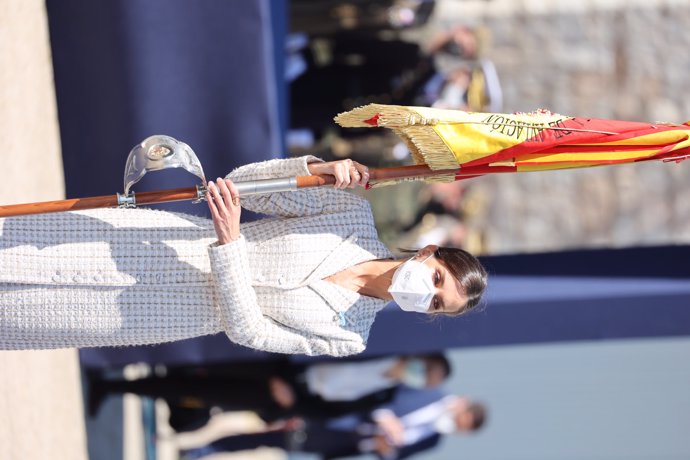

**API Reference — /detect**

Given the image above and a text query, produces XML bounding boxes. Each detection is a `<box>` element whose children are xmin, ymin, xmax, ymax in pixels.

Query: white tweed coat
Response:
<box><xmin>0</xmin><ymin>156</ymin><xmax>393</xmax><ymax>356</ymax></box>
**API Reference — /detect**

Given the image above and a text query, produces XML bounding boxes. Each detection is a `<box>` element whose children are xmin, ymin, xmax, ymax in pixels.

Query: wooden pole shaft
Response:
<box><xmin>294</xmin><ymin>165</ymin><xmax>460</xmax><ymax>188</ymax></box>
<box><xmin>135</xmin><ymin>187</ymin><xmax>201</xmax><ymax>206</ymax></box>
<box><xmin>0</xmin><ymin>195</ymin><xmax>120</xmax><ymax>217</ymax></box>
<box><xmin>0</xmin><ymin>165</ymin><xmax>464</xmax><ymax>218</ymax></box>
<box><xmin>0</xmin><ymin>187</ymin><xmax>201</xmax><ymax>217</ymax></box>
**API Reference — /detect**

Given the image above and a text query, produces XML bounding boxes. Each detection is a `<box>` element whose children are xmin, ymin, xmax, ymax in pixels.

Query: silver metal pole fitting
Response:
<box><xmin>193</xmin><ymin>184</ymin><xmax>207</xmax><ymax>203</ymax></box>
<box><xmin>117</xmin><ymin>192</ymin><xmax>136</xmax><ymax>208</ymax></box>
<box><xmin>234</xmin><ymin>177</ymin><xmax>298</xmax><ymax>196</ymax></box>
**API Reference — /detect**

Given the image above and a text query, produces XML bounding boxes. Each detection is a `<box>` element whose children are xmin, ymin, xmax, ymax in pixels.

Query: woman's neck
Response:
<box><xmin>350</xmin><ymin>259</ymin><xmax>402</xmax><ymax>300</ymax></box>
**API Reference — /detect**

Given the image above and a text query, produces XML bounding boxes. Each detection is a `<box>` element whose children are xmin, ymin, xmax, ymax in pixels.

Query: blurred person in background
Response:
<box><xmin>397</xmin><ymin>181</ymin><xmax>469</xmax><ymax>249</ymax></box>
<box><xmin>287</xmin><ymin>20</ymin><xmax>500</xmax><ymax>169</ymax></box>
<box><xmin>426</xmin><ymin>25</ymin><xmax>479</xmax><ymax>60</ymax></box>
<box><xmin>418</xmin><ymin>25</ymin><xmax>482</xmax><ymax>111</ymax></box>
<box><xmin>288</xmin><ymin>27</ymin><xmax>480</xmax><ymax>124</ymax></box>
<box><xmin>181</xmin><ymin>386</ymin><xmax>487</xmax><ymax>460</ymax></box>
<box><xmin>419</xmin><ymin>66</ymin><xmax>472</xmax><ymax>110</ymax></box>
<box><xmin>290</xmin><ymin>0</ymin><xmax>437</xmax><ymax>37</ymax></box>
<box><xmin>399</xmin><ymin>213</ymin><xmax>469</xmax><ymax>251</ymax></box>
<box><xmin>403</xmin><ymin>182</ymin><xmax>466</xmax><ymax>231</ymax></box>
<box><xmin>88</xmin><ymin>353</ymin><xmax>452</xmax><ymax>429</ymax></box>
<box><xmin>289</xmin><ymin>33</ymin><xmax>438</xmax><ymax>139</ymax></box>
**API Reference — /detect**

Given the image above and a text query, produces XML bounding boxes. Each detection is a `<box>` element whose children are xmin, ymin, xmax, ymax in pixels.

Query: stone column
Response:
<box><xmin>0</xmin><ymin>2</ymin><xmax>87</xmax><ymax>459</ymax></box>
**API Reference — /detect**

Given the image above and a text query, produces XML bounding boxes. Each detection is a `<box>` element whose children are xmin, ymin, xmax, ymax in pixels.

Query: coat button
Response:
<box><xmin>334</xmin><ymin>312</ymin><xmax>347</xmax><ymax>327</ymax></box>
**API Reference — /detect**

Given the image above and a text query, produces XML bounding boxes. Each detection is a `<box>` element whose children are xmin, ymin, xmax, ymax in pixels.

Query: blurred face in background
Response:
<box><xmin>455</xmin><ymin>408</ymin><xmax>477</xmax><ymax>432</ymax></box>
<box><xmin>398</xmin><ymin>355</ymin><xmax>448</xmax><ymax>388</ymax></box>
<box><xmin>450</xmin><ymin>398</ymin><xmax>486</xmax><ymax>433</ymax></box>
<box><xmin>424</xmin><ymin>357</ymin><xmax>448</xmax><ymax>387</ymax></box>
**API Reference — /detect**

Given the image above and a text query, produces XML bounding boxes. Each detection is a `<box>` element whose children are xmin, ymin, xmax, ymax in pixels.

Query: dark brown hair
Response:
<box><xmin>414</xmin><ymin>352</ymin><xmax>452</xmax><ymax>378</ymax></box>
<box><xmin>435</xmin><ymin>246</ymin><xmax>488</xmax><ymax>316</ymax></box>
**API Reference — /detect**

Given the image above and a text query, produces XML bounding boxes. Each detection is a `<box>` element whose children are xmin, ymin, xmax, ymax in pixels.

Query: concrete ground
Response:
<box><xmin>0</xmin><ymin>1</ymin><xmax>87</xmax><ymax>460</ymax></box>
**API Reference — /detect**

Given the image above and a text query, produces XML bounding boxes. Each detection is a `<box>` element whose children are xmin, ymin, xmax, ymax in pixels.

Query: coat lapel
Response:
<box><xmin>304</xmin><ymin>232</ymin><xmax>393</xmax><ymax>318</ymax></box>
<box><xmin>299</xmin><ymin>232</ymin><xmax>361</xmax><ymax>286</ymax></box>
<box><xmin>310</xmin><ymin>279</ymin><xmax>361</xmax><ymax>316</ymax></box>
<box><xmin>300</xmin><ymin>232</ymin><xmax>394</xmax><ymax>286</ymax></box>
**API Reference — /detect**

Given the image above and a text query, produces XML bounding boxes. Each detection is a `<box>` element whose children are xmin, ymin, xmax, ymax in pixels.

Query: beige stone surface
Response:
<box><xmin>0</xmin><ymin>351</ymin><xmax>87</xmax><ymax>460</ymax></box>
<box><xmin>0</xmin><ymin>1</ymin><xmax>86</xmax><ymax>460</ymax></box>
<box><xmin>389</xmin><ymin>0</ymin><xmax>690</xmax><ymax>255</ymax></box>
<box><xmin>0</xmin><ymin>0</ymin><xmax>64</xmax><ymax>203</ymax></box>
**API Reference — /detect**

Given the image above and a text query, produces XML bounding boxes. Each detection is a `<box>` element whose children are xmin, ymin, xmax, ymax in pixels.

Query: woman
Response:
<box><xmin>0</xmin><ymin>156</ymin><xmax>486</xmax><ymax>356</ymax></box>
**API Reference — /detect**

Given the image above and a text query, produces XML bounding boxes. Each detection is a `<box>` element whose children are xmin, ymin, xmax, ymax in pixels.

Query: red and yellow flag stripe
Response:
<box><xmin>335</xmin><ymin>104</ymin><xmax>690</xmax><ymax>178</ymax></box>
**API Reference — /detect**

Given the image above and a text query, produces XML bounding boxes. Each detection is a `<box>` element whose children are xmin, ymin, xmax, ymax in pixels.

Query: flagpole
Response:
<box><xmin>0</xmin><ymin>187</ymin><xmax>205</xmax><ymax>218</ymax></box>
<box><xmin>0</xmin><ymin>164</ymin><xmax>461</xmax><ymax>218</ymax></box>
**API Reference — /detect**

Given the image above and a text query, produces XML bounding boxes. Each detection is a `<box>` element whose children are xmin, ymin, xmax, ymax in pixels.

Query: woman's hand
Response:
<box><xmin>268</xmin><ymin>377</ymin><xmax>296</xmax><ymax>409</ymax></box>
<box><xmin>307</xmin><ymin>159</ymin><xmax>370</xmax><ymax>189</ymax></box>
<box><xmin>375</xmin><ymin>414</ymin><xmax>405</xmax><ymax>446</ymax></box>
<box><xmin>207</xmin><ymin>177</ymin><xmax>241</xmax><ymax>245</ymax></box>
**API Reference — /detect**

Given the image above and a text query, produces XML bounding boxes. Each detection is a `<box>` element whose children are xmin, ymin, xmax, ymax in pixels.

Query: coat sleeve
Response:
<box><xmin>225</xmin><ymin>156</ymin><xmax>369</xmax><ymax>217</ymax></box>
<box><xmin>207</xmin><ymin>238</ymin><xmax>367</xmax><ymax>357</ymax></box>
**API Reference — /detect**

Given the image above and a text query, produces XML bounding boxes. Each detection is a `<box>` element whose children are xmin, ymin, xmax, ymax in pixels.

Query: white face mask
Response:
<box><xmin>388</xmin><ymin>255</ymin><xmax>435</xmax><ymax>313</ymax></box>
<box><xmin>434</xmin><ymin>412</ymin><xmax>457</xmax><ymax>434</ymax></box>
<box><xmin>401</xmin><ymin>358</ymin><xmax>428</xmax><ymax>388</ymax></box>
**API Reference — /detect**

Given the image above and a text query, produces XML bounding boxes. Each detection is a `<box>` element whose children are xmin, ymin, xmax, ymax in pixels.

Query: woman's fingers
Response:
<box><xmin>214</xmin><ymin>177</ymin><xmax>241</xmax><ymax>207</ymax></box>
<box><xmin>332</xmin><ymin>162</ymin><xmax>345</xmax><ymax>189</ymax></box>
<box><xmin>206</xmin><ymin>182</ymin><xmax>220</xmax><ymax>216</ymax></box>
<box><xmin>215</xmin><ymin>177</ymin><xmax>233</xmax><ymax>207</ymax></box>
<box><xmin>338</xmin><ymin>160</ymin><xmax>370</xmax><ymax>189</ymax></box>
<box><xmin>208</xmin><ymin>178</ymin><xmax>241</xmax><ymax>209</ymax></box>
<box><xmin>306</xmin><ymin>159</ymin><xmax>371</xmax><ymax>189</ymax></box>
<box><xmin>339</xmin><ymin>170</ymin><xmax>351</xmax><ymax>189</ymax></box>
<box><xmin>207</xmin><ymin>181</ymin><xmax>225</xmax><ymax>214</ymax></box>
<box><xmin>353</xmin><ymin>161</ymin><xmax>370</xmax><ymax>187</ymax></box>
<box><xmin>349</xmin><ymin>167</ymin><xmax>361</xmax><ymax>188</ymax></box>
<box><xmin>225</xmin><ymin>179</ymin><xmax>241</xmax><ymax>206</ymax></box>
<box><xmin>337</xmin><ymin>160</ymin><xmax>353</xmax><ymax>189</ymax></box>
<box><xmin>207</xmin><ymin>179</ymin><xmax>241</xmax><ymax>245</ymax></box>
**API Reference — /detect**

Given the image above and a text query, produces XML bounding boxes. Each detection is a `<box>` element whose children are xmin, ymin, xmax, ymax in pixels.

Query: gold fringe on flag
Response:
<box><xmin>367</xmin><ymin>170</ymin><xmax>457</xmax><ymax>188</ymax></box>
<box><xmin>334</xmin><ymin>104</ymin><xmax>467</xmax><ymax>171</ymax></box>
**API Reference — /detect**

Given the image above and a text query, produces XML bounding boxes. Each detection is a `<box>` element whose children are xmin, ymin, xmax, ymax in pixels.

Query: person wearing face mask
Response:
<box><xmin>1</xmin><ymin>156</ymin><xmax>487</xmax><ymax>355</ymax></box>
<box><xmin>180</xmin><ymin>386</ymin><xmax>487</xmax><ymax>460</ymax></box>
<box><xmin>87</xmin><ymin>353</ymin><xmax>452</xmax><ymax>425</ymax></box>
<box><xmin>256</xmin><ymin>353</ymin><xmax>452</xmax><ymax>423</ymax></box>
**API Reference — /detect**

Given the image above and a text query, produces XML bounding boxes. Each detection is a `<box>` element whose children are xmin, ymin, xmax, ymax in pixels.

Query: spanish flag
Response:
<box><xmin>335</xmin><ymin>104</ymin><xmax>690</xmax><ymax>184</ymax></box>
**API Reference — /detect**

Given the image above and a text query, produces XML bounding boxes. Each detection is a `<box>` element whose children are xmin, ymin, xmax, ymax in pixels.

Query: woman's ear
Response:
<box><xmin>417</xmin><ymin>244</ymin><xmax>439</xmax><ymax>258</ymax></box>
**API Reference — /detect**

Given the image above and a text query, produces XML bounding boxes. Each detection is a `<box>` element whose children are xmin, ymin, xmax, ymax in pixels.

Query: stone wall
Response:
<box><xmin>432</xmin><ymin>0</ymin><xmax>690</xmax><ymax>253</ymax></box>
